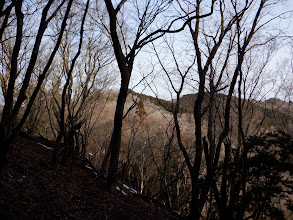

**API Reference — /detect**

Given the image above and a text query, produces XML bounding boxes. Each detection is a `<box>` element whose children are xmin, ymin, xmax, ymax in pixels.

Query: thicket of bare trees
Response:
<box><xmin>0</xmin><ymin>0</ymin><xmax>114</xmax><ymax>168</ymax></box>
<box><xmin>1</xmin><ymin>0</ymin><xmax>293</xmax><ymax>219</ymax></box>
<box><xmin>0</xmin><ymin>0</ymin><xmax>74</xmax><ymax>171</ymax></box>
<box><xmin>145</xmin><ymin>0</ymin><xmax>293</xmax><ymax>219</ymax></box>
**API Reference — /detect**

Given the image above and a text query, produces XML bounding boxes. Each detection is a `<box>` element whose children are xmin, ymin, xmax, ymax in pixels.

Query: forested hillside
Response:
<box><xmin>4</xmin><ymin>90</ymin><xmax>293</xmax><ymax>219</ymax></box>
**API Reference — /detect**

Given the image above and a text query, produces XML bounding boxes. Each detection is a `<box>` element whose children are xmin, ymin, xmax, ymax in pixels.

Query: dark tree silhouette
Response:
<box><xmin>0</xmin><ymin>0</ymin><xmax>73</xmax><ymax>173</ymax></box>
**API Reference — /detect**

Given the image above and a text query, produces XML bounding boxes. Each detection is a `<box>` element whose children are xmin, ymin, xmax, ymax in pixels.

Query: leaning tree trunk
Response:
<box><xmin>107</xmin><ymin>75</ymin><xmax>130</xmax><ymax>189</ymax></box>
<box><xmin>103</xmin><ymin>0</ymin><xmax>133</xmax><ymax>190</ymax></box>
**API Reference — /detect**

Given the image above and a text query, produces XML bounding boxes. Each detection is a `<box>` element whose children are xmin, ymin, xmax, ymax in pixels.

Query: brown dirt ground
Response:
<box><xmin>0</xmin><ymin>136</ymin><xmax>182</xmax><ymax>220</ymax></box>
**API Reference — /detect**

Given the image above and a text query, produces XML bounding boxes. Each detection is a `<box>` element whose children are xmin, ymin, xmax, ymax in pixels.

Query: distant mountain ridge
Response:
<box><xmin>130</xmin><ymin>90</ymin><xmax>293</xmax><ymax>134</ymax></box>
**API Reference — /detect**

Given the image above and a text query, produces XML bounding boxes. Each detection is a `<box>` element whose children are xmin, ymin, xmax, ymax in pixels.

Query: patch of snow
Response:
<box><xmin>18</xmin><ymin>175</ymin><xmax>27</xmax><ymax>182</ymax></box>
<box><xmin>130</xmin><ymin>188</ymin><xmax>138</xmax><ymax>194</ymax></box>
<box><xmin>38</xmin><ymin>142</ymin><xmax>53</xmax><ymax>150</ymax></box>
<box><xmin>123</xmin><ymin>184</ymin><xmax>130</xmax><ymax>189</ymax></box>
<box><xmin>122</xmin><ymin>184</ymin><xmax>137</xmax><ymax>194</ymax></box>
<box><xmin>85</xmin><ymin>164</ymin><xmax>91</xmax><ymax>169</ymax></box>
<box><xmin>85</xmin><ymin>164</ymin><xmax>97</xmax><ymax>175</ymax></box>
<box><xmin>116</xmin><ymin>186</ymin><xmax>128</xmax><ymax>195</ymax></box>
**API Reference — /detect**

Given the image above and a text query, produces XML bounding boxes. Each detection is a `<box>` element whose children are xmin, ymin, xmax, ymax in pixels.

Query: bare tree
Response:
<box><xmin>0</xmin><ymin>0</ymin><xmax>73</xmax><ymax>173</ymax></box>
<box><xmin>52</xmin><ymin>0</ymin><xmax>90</xmax><ymax>165</ymax></box>
<box><xmin>146</xmin><ymin>0</ymin><xmax>289</xmax><ymax>219</ymax></box>
<box><xmin>102</xmin><ymin>0</ymin><xmax>216</xmax><ymax>191</ymax></box>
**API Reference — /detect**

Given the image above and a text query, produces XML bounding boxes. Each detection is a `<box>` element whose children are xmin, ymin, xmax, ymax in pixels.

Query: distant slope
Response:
<box><xmin>131</xmin><ymin>90</ymin><xmax>293</xmax><ymax>133</ymax></box>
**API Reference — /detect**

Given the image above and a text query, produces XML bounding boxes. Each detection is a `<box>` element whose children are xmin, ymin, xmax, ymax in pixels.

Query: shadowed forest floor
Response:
<box><xmin>0</xmin><ymin>136</ymin><xmax>181</xmax><ymax>220</ymax></box>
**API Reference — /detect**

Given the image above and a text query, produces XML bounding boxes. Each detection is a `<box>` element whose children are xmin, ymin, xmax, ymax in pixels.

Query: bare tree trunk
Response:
<box><xmin>52</xmin><ymin>0</ymin><xmax>89</xmax><ymax>166</ymax></box>
<box><xmin>0</xmin><ymin>0</ymin><xmax>23</xmax><ymax>172</ymax></box>
<box><xmin>0</xmin><ymin>0</ymin><xmax>72</xmax><ymax>173</ymax></box>
<box><xmin>103</xmin><ymin>0</ymin><xmax>216</xmax><ymax>191</ymax></box>
<box><xmin>103</xmin><ymin>0</ymin><xmax>132</xmax><ymax>189</ymax></box>
<box><xmin>107</xmin><ymin>76</ymin><xmax>130</xmax><ymax>188</ymax></box>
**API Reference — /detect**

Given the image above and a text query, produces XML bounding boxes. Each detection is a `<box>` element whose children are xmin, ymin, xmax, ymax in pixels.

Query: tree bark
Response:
<box><xmin>0</xmin><ymin>0</ymin><xmax>23</xmax><ymax>173</ymax></box>
<box><xmin>107</xmin><ymin>76</ymin><xmax>130</xmax><ymax>188</ymax></box>
<box><xmin>103</xmin><ymin>0</ymin><xmax>132</xmax><ymax>189</ymax></box>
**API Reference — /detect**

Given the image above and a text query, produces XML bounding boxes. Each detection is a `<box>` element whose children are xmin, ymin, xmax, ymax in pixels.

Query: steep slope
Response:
<box><xmin>0</xmin><ymin>136</ymin><xmax>181</xmax><ymax>220</ymax></box>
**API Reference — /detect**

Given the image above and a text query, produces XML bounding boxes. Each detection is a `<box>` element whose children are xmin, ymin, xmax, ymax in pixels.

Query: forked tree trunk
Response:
<box><xmin>103</xmin><ymin>0</ymin><xmax>132</xmax><ymax>189</ymax></box>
